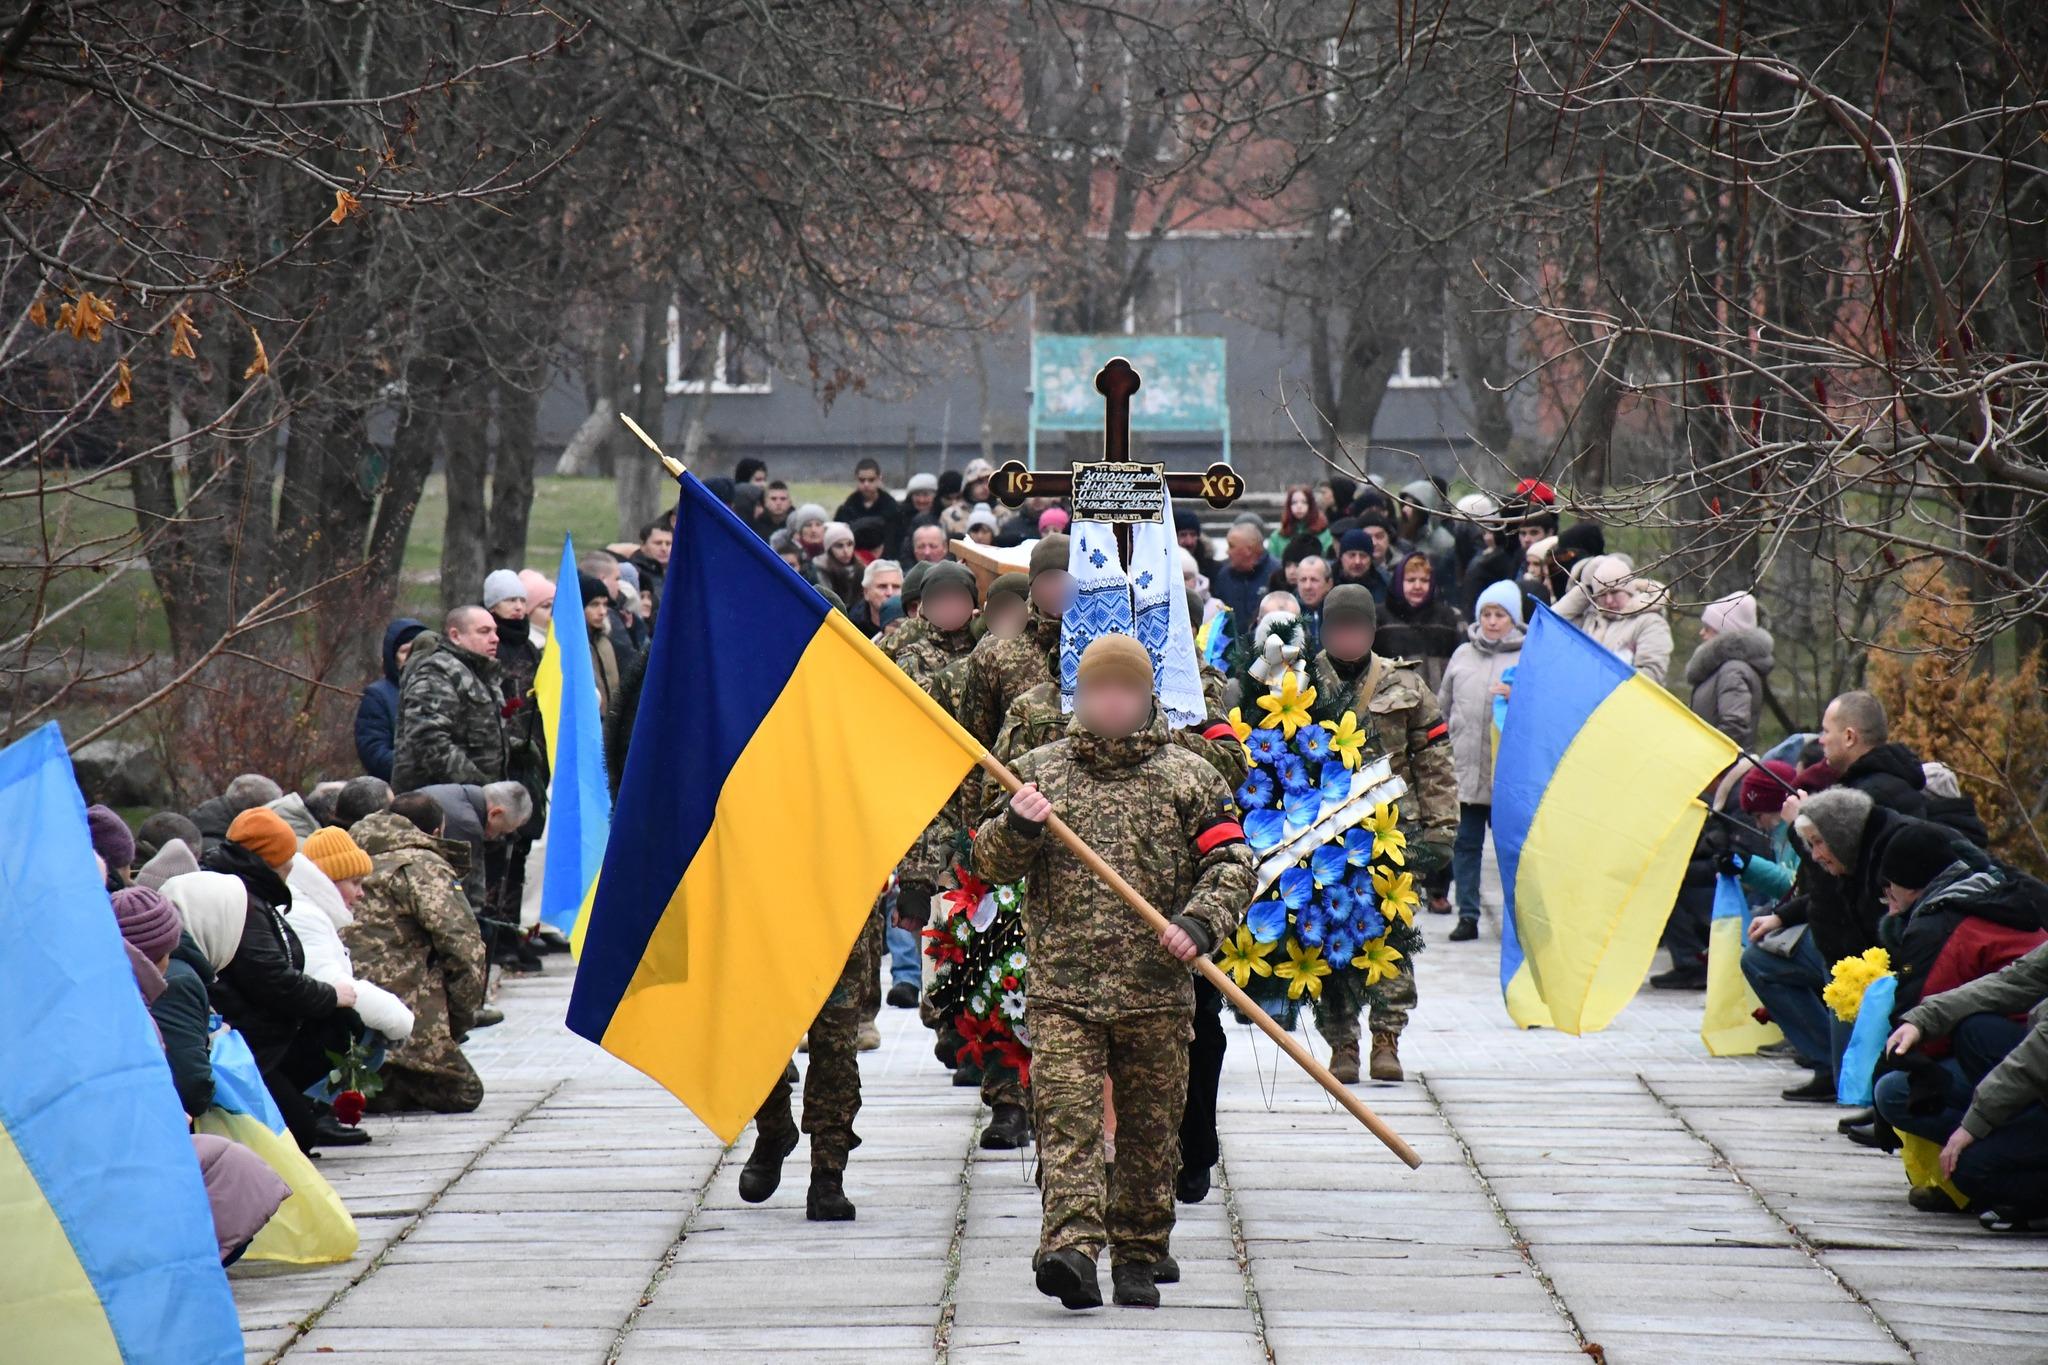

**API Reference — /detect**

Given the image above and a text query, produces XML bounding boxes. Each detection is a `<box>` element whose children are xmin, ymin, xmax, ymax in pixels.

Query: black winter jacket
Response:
<box><xmin>1838</xmin><ymin>743</ymin><xmax>1928</xmax><ymax>818</ymax></box>
<box><xmin>202</xmin><ymin>842</ymin><xmax>338</xmax><ymax>1069</ymax></box>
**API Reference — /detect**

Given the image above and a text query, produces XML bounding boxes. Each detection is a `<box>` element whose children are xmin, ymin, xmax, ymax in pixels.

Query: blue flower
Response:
<box><xmin>1244</xmin><ymin>808</ymin><xmax>1287</xmax><ymax>853</ymax></box>
<box><xmin>1295</xmin><ymin>724</ymin><xmax>1332</xmax><ymax>762</ymax></box>
<box><xmin>1320</xmin><ymin>761</ymin><xmax>1354</xmax><ymax>811</ymax></box>
<box><xmin>1236</xmin><ymin>769</ymin><xmax>1276</xmax><ymax>811</ymax></box>
<box><xmin>1344</xmin><ymin>827</ymin><xmax>1377</xmax><ymax>867</ymax></box>
<box><xmin>1348</xmin><ymin>866</ymin><xmax>1376</xmax><ymax>899</ymax></box>
<box><xmin>1323</xmin><ymin>883</ymin><xmax>1356</xmax><ymax>920</ymax></box>
<box><xmin>1296</xmin><ymin>905</ymin><xmax>1330</xmax><ymax>948</ymax></box>
<box><xmin>1325</xmin><ymin>928</ymin><xmax>1358</xmax><ymax>964</ymax></box>
<box><xmin>1352</xmin><ymin>902</ymin><xmax>1388</xmax><ymax>943</ymax></box>
<box><xmin>1247</xmin><ymin>897</ymin><xmax>1289</xmax><ymax>944</ymax></box>
<box><xmin>1310</xmin><ymin>843</ymin><xmax>1348</xmax><ymax>888</ymax></box>
<box><xmin>1245</xmin><ymin>729</ymin><xmax>1286</xmax><ymax>765</ymax></box>
<box><xmin>1283</xmin><ymin>786</ymin><xmax>1320</xmax><ymax>831</ymax></box>
<box><xmin>1274</xmin><ymin>752</ymin><xmax>1310</xmax><ymax>793</ymax></box>
<box><xmin>1278</xmin><ymin>866</ymin><xmax>1314</xmax><ymax>911</ymax></box>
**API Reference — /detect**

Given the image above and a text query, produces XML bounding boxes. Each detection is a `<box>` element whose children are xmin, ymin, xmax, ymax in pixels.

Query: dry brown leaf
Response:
<box><xmin>330</xmin><ymin>189</ymin><xmax>361</xmax><ymax>225</ymax></box>
<box><xmin>169</xmin><ymin>310</ymin><xmax>202</xmax><ymax>359</ymax></box>
<box><xmin>27</xmin><ymin>295</ymin><xmax>46</xmax><ymax>327</ymax></box>
<box><xmin>110</xmin><ymin>359</ymin><xmax>132</xmax><ymax>410</ymax></box>
<box><xmin>243</xmin><ymin>327</ymin><xmax>269</xmax><ymax>379</ymax></box>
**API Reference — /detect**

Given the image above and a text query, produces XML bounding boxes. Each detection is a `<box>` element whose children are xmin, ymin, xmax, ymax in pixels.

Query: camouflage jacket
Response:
<box><xmin>1307</xmin><ymin>649</ymin><xmax>1458</xmax><ymax>849</ymax></box>
<box><xmin>895</xmin><ymin>622</ymin><xmax>990</xmax><ymax>889</ymax></box>
<box><xmin>391</xmin><ymin>633</ymin><xmax>508</xmax><ymax>790</ymax></box>
<box><xmin>945</xmin><ymin>608</ymin><xmax>1061</xmax><ymax>748</ymax></box>
<box><xmin>997</xmin><ymin>681</ymin><xmax>1249</xmax><ymax>792</ymax></box>
<box><xmin>973</xmin><ymin>709</ymin><xmax>1255</xmax><ymax>1019</ymax></box>
<box><xmin>877</xmin><ymin>616</ymin><xmax>933</xmax><ymax>664</ymax></box>
<box><xmin>894</xmin><ymin>622</ymin><xmax>979</xmax><ymax>692</ymax></box>
<box><xmin>342</xmin><ymin>812</ymin><xmax>488</xmax><ymax>1068</ymax></box>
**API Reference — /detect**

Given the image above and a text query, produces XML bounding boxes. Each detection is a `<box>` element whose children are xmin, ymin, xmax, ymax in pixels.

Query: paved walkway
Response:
<box><xmin>232</xmin><ymin>908</ymin><xmax>2048</xmax><ymax>1365</ymax></box>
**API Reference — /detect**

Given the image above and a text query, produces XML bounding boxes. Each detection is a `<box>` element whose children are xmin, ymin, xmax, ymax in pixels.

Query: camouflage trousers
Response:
<box><xmin>981</xmin><ymin>1056</ymin><xmax>1027</xmax><ymax>1109</ymax></box>
<box><xmin>754</xmin><ymin>910</ymin><xmax>883</xmax><ymax>1172</ymax></box>
<box><xmin>1030</xmin><ymin>1003</ymin><xmax>1191</xmax><ymax>1266</ymax></box>
<box><xmin>1312</xmin><ymin>965</ymin><xmax>1418</xmax><ymax>1049</ymax></box>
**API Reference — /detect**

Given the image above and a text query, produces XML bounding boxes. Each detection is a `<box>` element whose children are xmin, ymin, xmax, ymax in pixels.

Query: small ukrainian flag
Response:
<box><xmin>533</xmin><ymin>533</ymin><xmax>610</xmax><ymax>940</ymax></box>
<box><xmin>566</xmin><ymin>470</ymin><xmax>986</xmax><ymax>1140</ymax></box>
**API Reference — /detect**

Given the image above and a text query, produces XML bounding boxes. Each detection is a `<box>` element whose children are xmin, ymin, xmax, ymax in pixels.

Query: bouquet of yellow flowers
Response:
<box><xmin>1823</xmin><ymin>947</ymin><xmax>1892</xmax><ymax>1022</ymax></box>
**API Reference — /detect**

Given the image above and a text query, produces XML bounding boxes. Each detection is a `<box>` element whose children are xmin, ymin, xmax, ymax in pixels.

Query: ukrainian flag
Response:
<box><xmin>565</xmin><ymin>471</ymin><xmax>986</xmax><ymax>1141</ymax></box>
<box><xmin>0</xmin><ymin>724</ymin><xmax>243</xmax><ymax>1364</ymax></box>
<box><xmin>1492</xmin><ymin>604</ymin><xmax>1737</xmax><ymax>1033</ymax></box>
<box><xmin>534</xmin><ymin>534</ymin><xmax>611</xmax><ymax>938</ymax></box>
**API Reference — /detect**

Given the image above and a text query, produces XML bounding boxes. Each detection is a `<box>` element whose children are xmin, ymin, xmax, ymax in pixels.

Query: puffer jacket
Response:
<box><xmin>1436</xmin><ymin>621</ymin><xmax>1524</xmax><ymax>804</ymax></box>
<box><xmin>1685</xmin><ymin>626</ymin><xmax>1775</xmax><ymax>751</ymax></box>
<box><xmin>1881</xmin><ymin>859</ymin><xmax>2048</xmax><ymax>1026</ymax></box>
<box><xmin>355</xmin><ymin>618</ymin><xmax>426</xmax><ymax>781</ymax></box>
<box><xmin>1555</xmin><ymin>554</ymin><xmax>1674</xmax><ymax>684</ymax></box>
<box><xmin>199</xmin><ymin>843</ymin><xmax>339</xmax><ymax>1069</ymax></box>
<box><xmin>284</xmin><ymin>854</ymin><xmax>416</xmax><ymax>1042</ymax></box>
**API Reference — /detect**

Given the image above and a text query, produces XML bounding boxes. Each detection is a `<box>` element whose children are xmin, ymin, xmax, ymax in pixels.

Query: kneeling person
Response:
<box><xmin>974</xmin><ymin>635</ymin><xmax>1254</xmax><ymax>1310</ymax></box>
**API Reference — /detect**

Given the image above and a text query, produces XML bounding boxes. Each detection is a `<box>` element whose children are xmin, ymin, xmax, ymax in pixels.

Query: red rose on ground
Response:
<box><xmin>332</xmin><ymin>1090</ymin><xmax>366</xmax><ymax>1126</ymax></box>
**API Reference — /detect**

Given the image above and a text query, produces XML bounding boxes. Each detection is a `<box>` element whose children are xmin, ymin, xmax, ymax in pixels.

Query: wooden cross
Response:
<box><xmin>992</xmin><ymin>357</ymin><xmax>1243</xmax><ymax>560</ymax></box>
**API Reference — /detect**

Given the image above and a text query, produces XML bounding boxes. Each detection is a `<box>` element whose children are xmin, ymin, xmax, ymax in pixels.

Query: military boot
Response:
<box><xmin>1328</xmin><ymin>1039</ymin><xmax>1361</xmax><ymax>1084</ymax></box>
<box><xmin>980</xmin><ymin>1102</ymin><xmax>1032</xmax><ymax>1150</ymax></box>
<box><xmin>1110</xmin><ymin>1262</ymin><xmax>1160</xmax><ymax>1307</ymax></box>
<box><xmin>1368</xmin><ymin>1030</ymin><xmax>1404</xmax><ymax>1082</ymax></box>
<box><xmin>737</xmin><ymin>1126</ymin><xmax>799</xmax><ymax>1204</ymax></box>
<box><xmin>805</xmin><ymin>1169</ymin><xmax>856</xmax><ymax>1221</ymax></box>
<box><xmin>1035</xmin><ymin>1248</ymin><xmax>1102</xmax><ymax>1310</ymax></box>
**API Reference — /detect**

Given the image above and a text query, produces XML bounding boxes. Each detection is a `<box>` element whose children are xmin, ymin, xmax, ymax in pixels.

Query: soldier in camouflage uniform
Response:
<box><xmin>343</xmin><ymin>810</ymin><xmax>489</xmax><ymax>1113</ymax></box>
<box><xmin>1303</xmin><ymin>583</ymin><xmax>1457</xmax><ymax>1083</ymax></box>
<box><xmin>391</xmin><ymin>606</ymin><xmax>509</xmax><ymax>792</ymax></box>
<box><xmin>737</xmin><ymin>910</ymin><xmax>884</xmax><ymax>1222</ymax></box>
<box><xmin>974</xmin><ymin>635</ymin><xmax>1255</xmax><ymax>1311</ymax></box>
<box><xmin>876</xmin><ymin>559</ymin><xmax>937</xmax><ymax>664</ymax></box>
<box><xmin>944</xmin><ymin>533</ymin><xmax>1070</xmax><ymax>747</ymax></box>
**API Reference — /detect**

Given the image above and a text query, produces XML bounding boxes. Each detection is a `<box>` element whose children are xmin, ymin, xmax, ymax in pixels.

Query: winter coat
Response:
<box><xmin>1838</xmin><ymin>742</ymin><xmax>1929</xmax><ymax>819</ymax></box>
<box><xmin>415</xmin><ymin>782</ymin><xmax>490</xmax><ymax>910</ymax></box>
<box><xmin>355</xmin><ymin>618</ymin><xmax>426</xmax><ymax>781</ymax></box>
<box><xmin>1210</xmin><ymin>554</ymin><xmax>1283</xmax><ymax>626</ymax></box>
<box><xmin>1377</xmin><ymin>585</ymin><xmax>1464</xmax><ymax>691</ymax></box>
<box><xmin>153</xmin><ymin>935</ymin><xmax>217</xmax><ymax>1117</ymax></box>
<box><xmin>812</xmin><ymin>552</ymin><xmax>863</xmax><ymax>607</ymax></box>
<box><xmin>284</xmin><ymin>854</ymin><xmax>415</xmax><ymax>1042</ymax></box>
<box><xmin>1904</xmin><ymin>939</ymin><xmax>2048</xmax><ymax>1140</ymax></box>
<box><xmin>1738</xmin><ymin>820</ymin><xmax>1800</xmax><ymax>903</ymax></box>
<box><xmin>190</xmin><ymin>1134</ymin><xmax>289</xmax><ymax>1263</ymax></box>
<box><xmin>392</xmin><ymin>632</ymin><xmax>508</xmax><ymax>791</ymax></box>
<box><xmin>196</xmin><ymin>844</ymin><xmax>339</xmax><ymax>1070</ymax></box>
<box><xmin>1685</xmin><ymin>626</ymin><xmax>1775</xmax><ymax>752</ymax></box>
<box><xmin>833</xmin><ymin>489</ymin><xmax>904</xmax><ymax>549</ymax></box>
<box><xmin>1881</xmin><ymin>860</ymin><xmax>2048</xmax><ymax>1028</ymax></box>
<box><xmin>1555</xmin><ymin>560</ymin><xmax>1674</xmax><ymax>684</ymax></box>
<box><xmin>1804</xmin><ymin>811</ymin><xmax>1983</xmax><ymax>967</ymax></box>
<box><xmin>1437</xmin><ymin>622</ymin><xmax>1524</xmax><ymax>805</ymax></box>
<box><xmin>1926</xmin><ymin>792</ymin><xmax>1990</xmax><ymax>848</ymax></box>
<box><xmin>186</xmin><ymin>794</ymin><xmax>237</xmax><ymax>855</ymax></box>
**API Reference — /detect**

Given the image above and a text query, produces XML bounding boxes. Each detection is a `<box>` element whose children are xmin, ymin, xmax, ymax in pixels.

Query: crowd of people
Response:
<box><xmin>68</xmin><ymin>456</ymin><xmax>2048</xmax><ymax>1284</ymax></box>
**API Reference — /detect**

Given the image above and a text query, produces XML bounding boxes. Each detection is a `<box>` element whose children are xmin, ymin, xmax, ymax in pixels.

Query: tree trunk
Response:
<box><xmin>488</xmin><ymin>377</ymin><xmax>538</xmax><ymax>570</ymax></box>
<box><xmin>615</xmin><ymin>284</ymin><xmax>670</xmax><ymax>539</ymax></box>
<box><xmin>439</xmin><ymin>377</ymin><xmax>491</xmax><ymax>612</ymax></box>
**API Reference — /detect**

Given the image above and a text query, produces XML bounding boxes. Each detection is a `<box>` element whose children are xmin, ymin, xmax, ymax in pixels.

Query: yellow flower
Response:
<box><xmin>1364</xmin><ymin>801</ymin><xmax>1407</xmax><ymax>866</ymax></box>
<box><xmin>1352</xmin><ymin>936</ymin><xmax>1404</xmax><ymax>985</ymax></box>
<box><xmin>1216</xmin><ymin>925</ymin><xmax>1275</xmax><ymax>989</ymax></box>
<box><xmin>1372</xmin><ymin>864</ymin><xmax>1419</xmax><ymax>926</ymax></box>
<box><xmin>1275</xmin><ymin>939</ymin><xmax>1332</xmax><ymax>1000</ymax></box>
<box><xmin>1328</xmin><ymin>711</ymin><xmax>1366</xmax><ymax>770</ymax></box>
<box><xmin>1226</xmin><ymin>706</ymin><xmax>1252</xmax><ymax>744</ymax></box>
<box><xmin>1823</xmin><ymin>946</ymin><xmax>1892</xmax><ymax>1022</ymax></box>
<box><xmin>1255</xmin><ymin>670</ymin><xmax>1317</xmax><ymax>737</ymax></box>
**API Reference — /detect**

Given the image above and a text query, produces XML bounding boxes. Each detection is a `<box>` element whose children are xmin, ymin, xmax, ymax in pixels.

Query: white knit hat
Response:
<box><xmin>482</xmin><ymin>569</ymin><xmax>526</xmax><ymax>610</ymax></box>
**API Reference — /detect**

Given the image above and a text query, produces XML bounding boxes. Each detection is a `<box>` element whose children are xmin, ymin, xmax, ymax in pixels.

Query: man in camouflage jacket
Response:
<box><xmin>1302</xmin><ymin>583</ymin><xmax>1457</xmax><ymax>1083</ymax></box>
<box><xmin>876</xmin><ymin>560</ymin><xmax>937</xmax><ymax>664</ymax></box>
<box><xmin>343</xmin><ymin>810</ymin><xmax>488</xmax><ymax>1113</ymax></box>
<box><xmin>974</xmin><ymin>635</ymin><xmax>1254</xmax><ymax>1311</ymax></box>
<box><xmin>392</xmin><ymin>606</ymin><xmax>509</xmax><ymax>792</ymax></box>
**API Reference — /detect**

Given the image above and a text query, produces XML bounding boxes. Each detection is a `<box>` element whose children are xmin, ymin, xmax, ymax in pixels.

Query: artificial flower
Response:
<box><xmin>1318</xmin><ymin>760</ymin><xmax>1352</xmax><ymax>811</ymax></box>
<box><xmin>1006</xmin><ymin>950</ymin><xmax>1027</xmax><ymax>973</ymax></box>
<box><xmin>1325</xmin><ymin>929</ymin><xmax>1358</xmax><ymax>965</ymax></box>
<box><xmin>1245</xmin><ymin>728</ymin><xmax>1287</xmax><ymax>766</ymax></box>
<box><xmin>993</xmin><ymin>884</ymin><xmax>1020</xmax><ymax>911</ymax></box>
<box><xmin>1351</xmin><ymin>901</ymin><xmax>1388</xmax><ymax>943</ymax></box>
<box><xmin>1296</xmin><ymin>905</ymin><xmax>1331</xmax><ymax>947</ymax></box>
<box><xmin>1310</xmin><ymin>843</ymin><xmax>1348</xmax><ymax>888</ymax></box>
<box><xmin>1352</xmin><ymin>937</ymin><xmax>1405</xmax><ymax>986</ymax></box>
<box><xmin>1373</xmin><ymin>864</ymin><xmax>1420</xmax><ymax>926</ymax></box>
<box><xmin>1237</xmin><ymin>769</ymin><xmax>1276</xmax><ymax>810</ymax></box>
<box><xmin>1275</xmin><ymin>940</ymin><xmax>1332</xmax><ymax>1000</ymax></box>
<box><xmin>1364</xmin><ymin>801</ymin><xmax>1407</xmax><ymax>865</ymax></box>
<box><xmin>1216</xmin><ymin>925</ymin><xmax>1276</xmax><ymax>988</ymax></box>
<box><xmin>1278</xmin><ymin>865</ymin><xmax>1315</xmax><ymax>910</ymax></box>
<box><xmin>1344</xmin><ymin>826</ymin><xmax>1377</xmax><ymax>867</ymax></box>
<box><xmin>1244</xmin><ymin>807</ymin><xmax>1287</xmax><ymax>853</ymax></box>
<box><xmin>1323</xmin><ymin>883</ymin><xmax>1356</xmax><ymax>920</ymax></box>
<box><xmin>1255</xmin><ymin>670</ymin><xmax>1317</xmax><ymax>737</ymax></box>
<box><xmin>1247</xmin><ymin>897</ymin><xmax>1290</xmax><ymax>944</ymax></box>
<box><xmin>994</xmin><ymin>1039</ymin><xmax>1033</xmax><ymax>1087</ymax></box>
<box><xmin>1000</xmin><ymin>990</ymin><xmax>1026</xmax><ymax>1021</ymax></box>
<box><xmin>1824</xmin><ymin>946</ymin><xmax>1893</xmax><ymax>1022</ymax></box>
<box><xmin>1295</xmin><ymin>723</ymin><xmax>1332</xmax><ymax>762</ymax></box>
<box><xmin>957</xmin><ymin>1014</ymin><xmax>1000</xmax><ymax>1065</ymax></box>
<box><xmin>1226</xmin><ymin>707</ymin><xmax>1253</xmax><ymax>743</ymax></box>
<box><xmin>1275</xmin><ymin>752</ymin><xmax>1310</xmax><ymax>793</ymax></box>
<box><xmin>1283</xmin><ymin>785</ymin><xmax>1321</xmax><ymax>831</ymax></box>
<box><xmin>1328</xmin><ymin>711</ymin><xmax>1366</xmax><ymax>770</ymax></box>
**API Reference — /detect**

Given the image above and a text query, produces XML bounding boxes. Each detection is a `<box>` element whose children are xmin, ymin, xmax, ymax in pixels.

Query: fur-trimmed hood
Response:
<box><xmin>1685</xmin><ymin>625</ymin><xmax>1775</xmax><ymax>686</ymax></box>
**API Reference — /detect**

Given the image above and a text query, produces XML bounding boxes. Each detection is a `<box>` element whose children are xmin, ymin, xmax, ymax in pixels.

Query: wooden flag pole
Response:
<box><xmin>972</xmin><ymin>751</ymin><xmax>1424</xmax><ymax>1170</ymax></box>
<box><xmin>621</xmin><ymin>414</ymin><xmax>1419</xmax><ymax>1169</ymax></box>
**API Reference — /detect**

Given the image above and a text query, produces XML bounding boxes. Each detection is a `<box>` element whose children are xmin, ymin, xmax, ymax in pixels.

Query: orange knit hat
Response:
<box><xmin>225</xmin><ymin>807</ymin><xmax>299</xmax><ymax>869</ymax></box>
<box><xmin>303</xmin><ymin>827</ymin><xmax>373</xmax><ymax>883</ymax></box>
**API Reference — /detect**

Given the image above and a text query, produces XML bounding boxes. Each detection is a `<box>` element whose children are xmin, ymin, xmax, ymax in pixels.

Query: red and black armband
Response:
<box><xmin>1423</xmin><ymin>720</ymin><xmax>1450</xmax><ymax>747</ymax></box>
<box><xmin>1194</xmin><ymin>813</ymin><xmax>1246</xmax><ymax>855</ymax></box>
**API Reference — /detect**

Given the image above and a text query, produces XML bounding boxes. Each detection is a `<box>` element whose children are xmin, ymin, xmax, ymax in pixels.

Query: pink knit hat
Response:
<box><xmin>1701</xmin><ymin>591</ymin><xmax>1758</xmax><ymax>634</ymax></box>
<box><xmin>517</xmin><ymin>570</ymin><xmax>556</xmax><ymax>609</ymax></box>
<box><xmin>1037</xmin><ymin>506</ymin><xmax>1071</xmax><ymax>534</ymax></box>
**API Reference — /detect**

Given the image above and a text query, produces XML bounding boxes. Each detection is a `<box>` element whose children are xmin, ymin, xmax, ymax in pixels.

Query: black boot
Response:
<box><xmin>307</xmin><ymin>1115</ymin><xmax>371</xmax><ymax>1149</ymax></box>
<box><xmin>1175</xmin><ymin>1165</ymin><xmax>1211</xmax><ymax>1204</ymax></box>
<box><xmin>1780</xmin><ymin>1073</ymin><xmax>1836</xmax><ymax>1102</ymax></box>
<box><xmin>737</xmin><ymin>1126</ymin><xmax>798</xmax><ymax>1203</ymax></box>
<box><xmin>806</xmin><ymin>1169</ymin><xmax>856</xmax><ymax>1221</ymax></box>
<box><xmin>1034</xmin><ymin>1248</ymin><xmax>1102</xmax><ymax>1310</ymax></box>
<box><xmin>1146</xmin><ymin>1252</ymin><xmax>1179</xmax><ymax>1284</ymax></box>
<box><xmin>1110</xmin><ymin>1262</ymin><xmax>1160</xmax><ymax>1307</ymax></box>
<box><xmin>953</xmin><ymin>1058</ymin><xmax>985</xmax><ymax>1088</ymax></box>
<box><xmin>1448</xmin><ymin>918</ymin><xmax>1479</xmax><ymax>942</ymax></box>
<box><xmin>981</xmin><ymin>1103</ymin><xmax>1032</xmax><ymax>1150</ymax></box>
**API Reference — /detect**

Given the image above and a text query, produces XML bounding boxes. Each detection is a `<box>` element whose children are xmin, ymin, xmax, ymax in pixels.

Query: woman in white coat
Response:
<box><xmin>1436</xmin><ymin>580</ymin><xmax>1528</xmax><ymax>940</ymax></box>
<box><xmin>287</xmin><ymin>829</ymin><xmax>416</xmax><ymax>1051</ymax></box>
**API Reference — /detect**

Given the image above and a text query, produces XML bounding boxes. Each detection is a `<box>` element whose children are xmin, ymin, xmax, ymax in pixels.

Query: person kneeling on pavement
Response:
<box><xmin>974</xmin><ymin>634</ymin><xmax>1255</xmax><ymax>1311</ymax></box>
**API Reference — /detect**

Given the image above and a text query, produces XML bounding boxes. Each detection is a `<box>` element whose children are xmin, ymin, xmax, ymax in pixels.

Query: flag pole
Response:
<box><xmin>624</xmin><ymin>419</ymin><xmax>1420</xmax><ymax>1169</ymax></box>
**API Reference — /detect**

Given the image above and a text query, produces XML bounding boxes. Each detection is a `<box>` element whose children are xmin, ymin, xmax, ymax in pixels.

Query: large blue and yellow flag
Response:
<box><xmin>534</xmin><ymin>534</ymin><xmax>611</xmax><ymax>938</ymax></box>
<box><xmin>0</xmin><ymin>723</ymin><xmax>243</xmax><ymax>1364</ymax></box>
<box><xmin>1492</xmin><ymin>604</ymin><xmax>1737</xmax><ymax>1033</ymax></box>
<box><xmin>565</xmin><ymin>471</ymin><xmax>986</xmax><ymax>1140</ymax></box>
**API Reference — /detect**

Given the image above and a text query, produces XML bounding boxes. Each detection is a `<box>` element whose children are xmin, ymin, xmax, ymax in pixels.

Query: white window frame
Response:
<box><xmin>1387</xmin><ymin>341</ymin><xmax>1448</xmax><ymax>389</ymax></box>
<box><xmin>664</xmin><ymin>305</ymin><xmax>772</xmax><ymax>395</ymax></box>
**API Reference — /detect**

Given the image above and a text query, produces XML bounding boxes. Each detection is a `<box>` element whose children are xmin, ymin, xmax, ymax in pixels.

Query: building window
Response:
<box><xmin>1388</xmin><ymin>338</ymin><xmax>1448</xmax><ymax>389</ymax></box>
<box><xmin>666</xmin><ymin>305</ymin><xmax>771</xmax><ymax>395</ymax></box>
